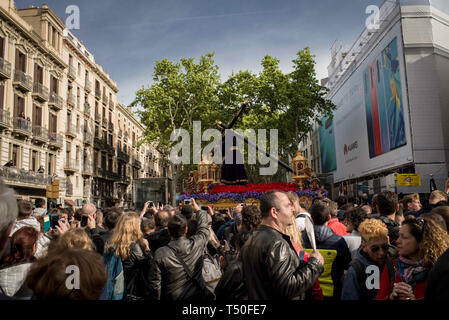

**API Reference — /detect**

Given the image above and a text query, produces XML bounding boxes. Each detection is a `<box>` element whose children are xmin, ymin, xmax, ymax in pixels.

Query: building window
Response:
<box><xmin>10</xmin><ymin>144</ymin><xmax>18</xmax><ymax>168</ymax></box>
<box><xmin>31</xmin><ymin>150</ymin><xmax>38</xmax><ymax>172</ymax></box>
<box><xmin>50</xmin><ymin>75</ymin><xmax>59</xmax><ymax>94</ymax></box>
<box><xmin>0</xmin><ymin>84</ymin><xmax>4</xmax><ymax>109</ymax></box>
<box><xmin>48</xmin><ymin>153</ymin><xmax>55</xmax><ymax>175</ymax></box>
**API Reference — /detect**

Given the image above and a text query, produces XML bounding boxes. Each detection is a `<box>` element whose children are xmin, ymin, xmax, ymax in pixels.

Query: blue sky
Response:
<box><xmin>15</xmin><ymin>0</ymin><xmax>384</xmax><ymax>106</ymax></box>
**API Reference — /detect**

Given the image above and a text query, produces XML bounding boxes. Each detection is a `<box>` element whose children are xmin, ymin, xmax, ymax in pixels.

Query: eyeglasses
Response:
<box><xmin>370</xmin><ymin>244</ymin><xmax>390</xmax><ymax>253</ymax></box>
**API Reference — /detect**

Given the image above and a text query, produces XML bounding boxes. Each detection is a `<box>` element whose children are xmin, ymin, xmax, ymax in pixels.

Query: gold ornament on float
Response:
<box><xmin>291</xmin><ymin>150</ymin><xmax>314</xmax><ymax>189</ymax></box>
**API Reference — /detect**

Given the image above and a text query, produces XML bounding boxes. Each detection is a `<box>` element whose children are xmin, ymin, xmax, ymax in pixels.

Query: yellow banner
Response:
<box><xmin>396</xmin><ymin>174</ymin><xmax>421</xmax><ymax>186</ymax></box>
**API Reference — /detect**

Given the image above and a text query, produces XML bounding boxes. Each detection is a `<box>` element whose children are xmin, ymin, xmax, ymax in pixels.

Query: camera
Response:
<box><xmin>184</xmin><ymin>199</ymin><xmax>191</xmax><ymax>205</ymax></box>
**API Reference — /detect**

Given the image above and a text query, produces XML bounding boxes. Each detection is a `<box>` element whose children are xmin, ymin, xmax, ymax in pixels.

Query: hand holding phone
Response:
<box><xmin>81</xmin><ymin>215</ymin><xmax>88</xmax><ymax>227</ymax></box>
<box><xmin>50</xmin><ymin>214</ymin><xmax>60</xmax><ymax>230</ymax></box>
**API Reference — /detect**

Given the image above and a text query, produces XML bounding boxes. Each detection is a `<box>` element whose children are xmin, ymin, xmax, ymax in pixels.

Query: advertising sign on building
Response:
<box><xmin>320</xmin><ymin>23</ymin><xmax>413</xmax><ymax>182</ymax></box>
<box><xmin>396</xmin><ymin>174</ymin><xmax>421</xmax><ymax>187</ymax></box>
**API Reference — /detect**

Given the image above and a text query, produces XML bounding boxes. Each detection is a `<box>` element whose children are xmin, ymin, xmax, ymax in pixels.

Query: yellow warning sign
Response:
<box><xmin>396</xmin><ymin>174</ymin><xmax>421</xmax><ymax>187</ymax></box>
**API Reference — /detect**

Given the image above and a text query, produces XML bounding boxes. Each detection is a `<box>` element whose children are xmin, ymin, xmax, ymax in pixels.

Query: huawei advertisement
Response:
<box><xmin>321</xmin><ymin>23</ymin><xmax>413</xmax><ymax>182</ymax></box>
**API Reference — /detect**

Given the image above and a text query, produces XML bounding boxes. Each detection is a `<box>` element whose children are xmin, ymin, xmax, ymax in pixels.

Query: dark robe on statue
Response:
<box><xmin>220</xmin><ymin>133</ymin><xmax>248</xmax><ymax>185</ymax></box>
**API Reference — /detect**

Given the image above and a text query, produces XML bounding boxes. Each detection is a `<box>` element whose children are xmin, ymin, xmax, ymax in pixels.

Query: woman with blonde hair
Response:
<box><xmin>105</xmin><ymin>212</ymin><xmax>150</xmax><ymax>299</ymax></box>
<box><xmin>284</xmin><ymin>214</ymin><xmax>323</xmax><ymax>300</ymax></box>
<box><xmin>48</xmin><ymin>228</ymin><xmax>95</xmax><ymax>252</ymax></box>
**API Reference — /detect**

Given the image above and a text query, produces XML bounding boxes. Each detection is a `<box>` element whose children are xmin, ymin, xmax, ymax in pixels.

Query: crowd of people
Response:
<box><xmin>1</xmin><ymin>178</ymin><xmax>449</xmax><ymax>301</ymax></box>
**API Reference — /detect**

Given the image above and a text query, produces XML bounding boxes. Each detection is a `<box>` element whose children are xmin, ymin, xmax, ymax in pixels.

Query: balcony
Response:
<box><xmin>48</xmin><ymin>92</ymin><xmax>63</xmax><ymax>111</ymax></box>
<box><xmin>84</xmin><ymin>103</ymin><xmax>91</xmax><ymax>116</ymax></box>
<box><xmin>83</xmin><ymin>131</ymin><xmax>92</xmax><ymax>145</ymax></box>
<box><xmin>32</xmin><ymin>125</ymin><xmax>49</xmax><ymax>144</ymax></box>
<box><xmin>133</xmin><ymin>159</ymin><xmax>142</xmax><ymax>169</ymax></box>
<box><xmin>102</xmin><ymin>93</ymin><xmax>108</xmax><ymax>105</ymax></box>
<box><xmin>64</xmin><ymin>158</ymin><xmax>79</xmax><ymax>174</ymax></box>
<box><xmin>82</xmin><ymin>163</ymin><xmax>93</xmax><ymax>177</ymax></box>
<box><xmin>105</xmin><ymin>143</ymin><xmax>115</xmax><ymax>156</ymax></box>
<box><xmin>102</xmin><ymin>117</ymin><xmax>107</xmax><ymax>128</ymax></box>
<box><xmin>117</xmin><ymin>150</ymin><xmax>130</xmax><ymax>163</ymax></box>
<box><xmin>108</xmin><ymin>121</ymin><xmax>114</xmax><ymax>132</ymax></box>
<box><xmin>67</xmin><ymin>93</ymin><xmax>76</xmax><ymax>107</ymax></box>
<box><xmin>85</xmin><ymin>78</ymin><xmax>92</xmax><ymax>92</ymax></box>
<box><xmin>95</xmin><ymin>112</ymin><xmax>101</xmax><ymax>123</ymax></box>
<box><xmin>65</xmin><ymin>122</ymin><xmax>77</xmax><ymax>139</ymax></box>
<box><xmin>13</xmin><ymin>70</ymin><xmax>33</xmax><ymax>92</ymax></box>
<box><xmin>105</xmin><ymin>170</ymin><xmax>119</xmax><ymax>181</ymax></box>
<box><xmin>109</xmin><ymin>100</ymin><xmax>114</xmax><ymax>110</ymax></box>
<box><xmin>94</xmin><ymin>167</ymin><xmax>104</xmax><ymax>178</ymax></box>
<box><xmin>118</xmin><ymin>175</ymin><xmax>130</xmax><ymax>184</ymax></box>
<box><xmin>68</xmin><ymin>64</ymin><xmax>76</xmax><ymax>80</ymax></box>
<box><xmin>48</xmin><ymin>132</ymin><xmax>63</xmax><ymax>149</ymax></box>
<box><xmin>32</xmin><ymin>83</ymin><xmax>49</xmax><ymax>102</ymax></box>
<box><xmin>0</xmin><ymin>167</ymin><xmax>51</xmax><ymax>188</ymax></box>
<box><xmin>0</xmin><ymin>109</ymin><xmax>11</xmax><ymax>129</ymax></box>
<box><xmin>12</xmin><ymin>117</ymin><xmax>32</xmax><ymax>138</ymax></box>
<box><xmin>94</xmin><ymin>137</ymin><xmax>106</xmax><ymax>150</ymax></box>
<box><xmin>95</xmin><ymin>88</ymin><xmax>101</xmax><ymax>100</ymax></box>
<box><xmin>0</xmin><ymin>57</ymin><xmax>12</xmax><ymax>79</ymax></box>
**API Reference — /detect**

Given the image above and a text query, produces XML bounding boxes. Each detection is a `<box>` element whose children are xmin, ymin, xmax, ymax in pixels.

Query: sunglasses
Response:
<box><xmin>370</xmin><ymin>244</ymin><xmax>390</xmax><ymax>253</ymax></box>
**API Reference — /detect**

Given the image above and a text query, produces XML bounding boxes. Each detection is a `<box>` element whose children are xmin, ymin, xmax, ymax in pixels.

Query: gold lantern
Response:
<box><xmin>197</xmin><ymin>155</ymin><xmax>219</xmax><ymax>193</ymax></box>
<box><xmin>291</xmin><ymin>150</ymin><xmax>313</xmax><ymax>189</ymax></box>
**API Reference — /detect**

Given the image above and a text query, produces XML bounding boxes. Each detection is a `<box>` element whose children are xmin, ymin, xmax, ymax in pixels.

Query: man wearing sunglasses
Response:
<box><xmin>342</xmin><ymin>218</ymin><xmax>393</xmax><ymax>300</ymax></box>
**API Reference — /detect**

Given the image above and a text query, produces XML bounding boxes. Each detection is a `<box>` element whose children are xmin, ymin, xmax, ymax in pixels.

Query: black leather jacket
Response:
<box><xmin>215</xmin><ymin>253</ymin><xmax>247</xmax><ymax>300</ymax></box>
<box><xmin>149</xmin><ymin>210</ymin><xmax>210</xmax><ymax>300</ymax></box>
<box><xmin>241</xmin><ymin>225</ymin><xmax>324</xmax><ymax>300</ymax></box>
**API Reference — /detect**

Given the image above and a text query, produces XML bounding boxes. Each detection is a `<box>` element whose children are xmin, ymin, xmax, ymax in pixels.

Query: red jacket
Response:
<box><xmin>328</xmin><ymin>218</ymin><xmax>349</xmax><ymax>236</ymax></box>
<box><xmin>376</xmin><ymin>259</ymin><xmax>427</xmax><ymax>300</ymax></box>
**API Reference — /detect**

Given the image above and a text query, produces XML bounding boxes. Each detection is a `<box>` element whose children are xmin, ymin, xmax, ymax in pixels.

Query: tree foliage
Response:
<box><xmin>133</xmin><ymin>48</ymin><xmax>336</xmax><ymax>195</ymax></box>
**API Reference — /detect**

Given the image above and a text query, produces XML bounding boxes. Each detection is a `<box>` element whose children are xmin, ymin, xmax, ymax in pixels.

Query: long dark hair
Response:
<box><xmin>3</xmin><ymin>227</ymin><xmax>39</xmax><ymax>267</ymax></box>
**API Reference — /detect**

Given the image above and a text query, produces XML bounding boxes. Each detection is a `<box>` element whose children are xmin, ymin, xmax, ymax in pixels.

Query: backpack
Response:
<box><xmin>202</xmin><ymin>253</ymin><xmax>222</xmax><ymax>292</ymax></box>
<box><xmin>103</xmin><ymin>248</ymin><xmax>125</xmax><ymax>300</ymax></box>
<box><xmin>350</xmin><ymin>259</ymin><xmax>395</xmax><ymax>300</ymax></box>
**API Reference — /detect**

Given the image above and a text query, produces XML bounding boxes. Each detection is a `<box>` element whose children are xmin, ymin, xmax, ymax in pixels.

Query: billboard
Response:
<box><xmin>325</xmin><ymin>23</ymin><xmax>413</xmax><ymax>183</ymax></box>
<box><xmin>319</xmin><ymin>115</ymin><xmax>337</xmax><ymax>173</ymax></box>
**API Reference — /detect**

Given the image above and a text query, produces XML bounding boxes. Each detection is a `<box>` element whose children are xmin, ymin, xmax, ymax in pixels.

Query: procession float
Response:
<box><xmin>179</xmin><ymin>100</ymin><xmax>326</xmax><ymax>210</ymax></box>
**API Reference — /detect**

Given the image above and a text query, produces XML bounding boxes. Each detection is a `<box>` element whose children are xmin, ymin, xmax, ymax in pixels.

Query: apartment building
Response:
<box><xmin>0</xmin><ymin>2</ymin><xmax>66</xmax><ymax>204</ymax></box>
<box><xmin>115</xmin><ymin>103</ymin><xmax>164</xmax><ymax>208</ymax></box>
<box><xmin>0</xmin><ymin>1</ymin><xmax>164</xmax><ymax>208</ymax></box>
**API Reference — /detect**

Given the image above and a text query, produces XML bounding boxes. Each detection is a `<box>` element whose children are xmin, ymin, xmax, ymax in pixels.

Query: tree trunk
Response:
<box><xmin>171</xmin><ymin>163</ymin><xmax>178</xmax><ymax>206</ymax></box>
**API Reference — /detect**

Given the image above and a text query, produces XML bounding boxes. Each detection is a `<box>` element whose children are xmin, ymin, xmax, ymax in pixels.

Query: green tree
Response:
<box><xmin>133</xmin><ymin>53</ymin><xmax>227</xmax><ymax>204</ymax></box>
<box><xmin>218</xmin><ymin>48</ymin><xmax>336</xmax><ymax>183</ymax></box>
<box><xmin>134</xmin><ymin>48</ymin><xmax>336</xmax><ymax>197</ymax></box>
